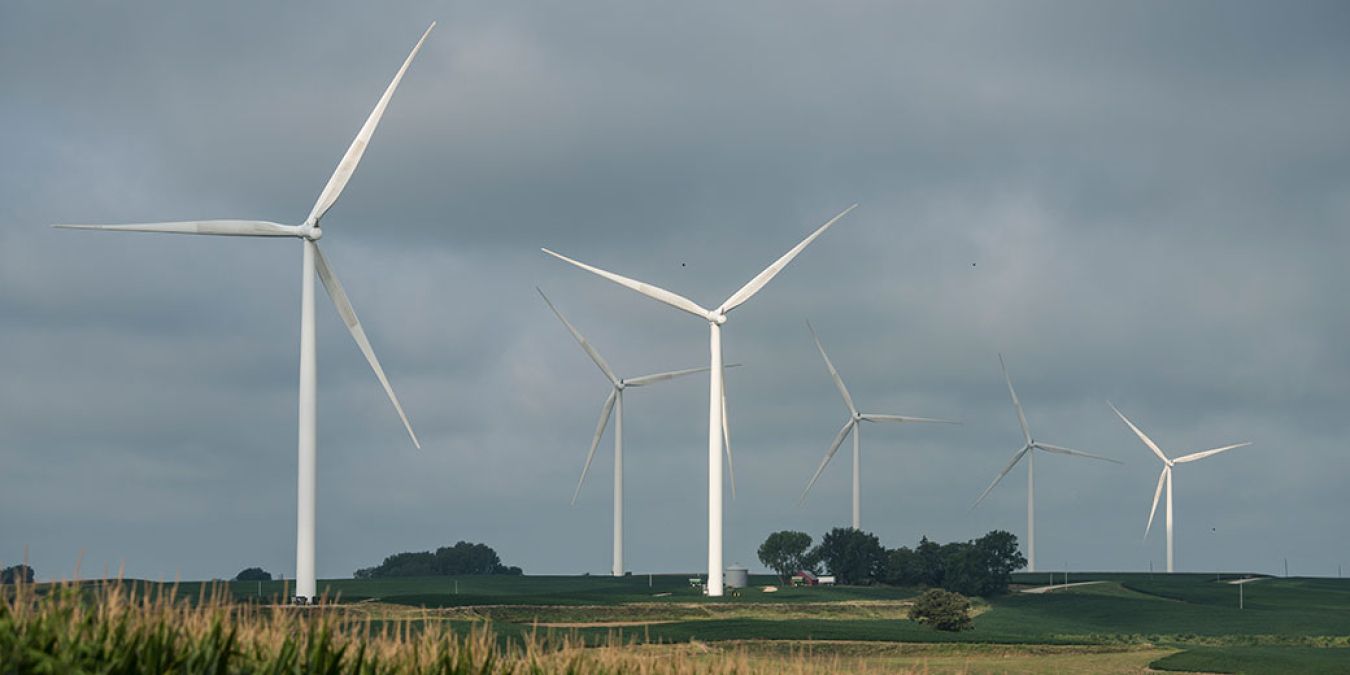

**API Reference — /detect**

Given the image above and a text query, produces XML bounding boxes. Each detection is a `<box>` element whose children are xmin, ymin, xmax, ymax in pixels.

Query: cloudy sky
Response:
<box><xmin>2</xmin><ymin>2</ymin><xmax>1347</xmax><ymax>583</ymax></box>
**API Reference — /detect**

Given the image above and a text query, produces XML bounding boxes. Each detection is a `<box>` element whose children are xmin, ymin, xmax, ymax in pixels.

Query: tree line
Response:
<box><xmin>354</xmin><ymin>541</ymin><xmax>522</xmax><ymax>579</ymax></box>
<box><xmin>758</xmin><ymin>528</ymin><xmax>1025</xmax><ymax>597</ymax></box>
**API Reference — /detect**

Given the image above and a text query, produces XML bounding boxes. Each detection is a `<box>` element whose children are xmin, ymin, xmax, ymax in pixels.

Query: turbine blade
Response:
<box><xmin>1144</xmin><ymin>467</ymin><xmax>1167</xmax><ymax>541</ymax></box>
<box><xmin>624</xmin><ymin>365</ymin><xmax>711</xmax><ymax>387</ymax></box>
<box><xmin>572</xmin><ymin>389</ymin><xmax>617</xmax><ymax>504</ymax></box>
<box><xmin>1108</xmin><ymin>401</ymin><xmax>1170</xmax><ymax>464</ymax></box>
<box><xmin>53</xmin><ymin>221</ymin><xmax>298</xmax><ymax>237</ymax></box>
<box><xmin>999</xmin><ymin>354</ymin><xmax>1032</xmax><ymax>444</ymax></box>
<box><xmin>1174</xmin><ymin>442</ymin><xmax>1252</xmax><ymax>464</ymax></box>
<box><xmin>718</xmin><ymin>204</ymin><xmax>856</xmax><ymax>314</ymax></box>
<box><xmin>860</xmin><ymin>414</ymin><xmax>961</xmax><ymax>425</ymax></box>
<box><xmin>797</xmin><ymin>419</ymin><xmax>856</xmax><ymax>505</ymax></box>
<box><xmin>722</xmin><ymin>373</ymin><xmax>735</xmax><ymax>499</ymax></box>
<box><xmin>969</xmin><ymin>446</ymin><xmax>1030</xmax><ymax>511</ymax></box>
<box><xmin>806</xmin><ymin>319</ymin><xmax>856</xmax><ymax>416</ymax></box>
<box><xmin>542</xmin><ymin>249</ymin><xmax>711</xmax><ymax>320</ymax></box>
<box><xmin>313</xmin><ymin>244</ymin><xmax>419</xmax><ymax>449</ymax></box>
<box><xmin>1034</xmin><ymin>442</ymin><xmax>1122</xmax><ymax>464</ymax></box>
<box><xmin>536</xmin><ymin>288</ymin><xmax>620</xmax><ymax>386</ymax></box>
<box><xmin>306</xmin><ymin>23</ymin><xmax>434</xmax><ymax>225</ymax></box>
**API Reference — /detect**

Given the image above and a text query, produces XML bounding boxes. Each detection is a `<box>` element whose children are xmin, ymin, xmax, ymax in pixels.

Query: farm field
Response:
<box><xmin>15</xmin><ymin>572</ymin><xmax>1350</xmax><ymax>673</ymax></box>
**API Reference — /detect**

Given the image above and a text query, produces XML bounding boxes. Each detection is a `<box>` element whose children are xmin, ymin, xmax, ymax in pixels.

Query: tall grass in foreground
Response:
<box><xmin>0</xmin><ymin>576</ymin><xmax>925</xmax><ymax>674</ymax></box>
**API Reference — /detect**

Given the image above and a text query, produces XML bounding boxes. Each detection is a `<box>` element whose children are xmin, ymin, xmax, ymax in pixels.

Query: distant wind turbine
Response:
<box><xmin>797</xmin><ymin>320</ymin><xmax>959</xmax><ymax>530</ymax></box>
<box><xmin>971</xmin><ymin>355</ymin><xmax>1120</xmax><ymax>572</ymax></box>
<box><xmin>53</xmin><ymin>24</ymin><xmax>434</xmax><ymax>603</ymax></box>
<box><xmin>543</xmin><ymin>204</ymin><xmax>855</xmax><ymax>596</ymax></box>
<box><xmin>1109</xmin><ymin>402</ymin><xmax>1251</xmax><ymax>573</ymax></box>
<box><xmin>538</xmin><ymin>287</ymin><xmax>718</xmax><ymax>577</ymax></box>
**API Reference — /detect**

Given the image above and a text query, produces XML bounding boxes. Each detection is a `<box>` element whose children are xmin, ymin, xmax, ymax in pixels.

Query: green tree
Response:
<box><xmin>757</xmin><ymin>531</ymin><xmax>816</xmax><ymax>585</ymax></box>
<box><xmin>909</xmin><ymin>588</ymin><xmax>974</xmax><ymax>631</ymax></box>
<box><xmin>884</xmin><ymin>546</ymin><xmax>918</xmax><ymax>585</ymax></box>
<box><xmin>974</xmin><ymin>530</ymin><xmax>1025</xmax><ymax>595</ymax></box>
<box><xmin>914</xmin><ymin>536</ymin><xmax>945</xmax><ymax>587</ymax></box>
<box><xmin>939</xmin><ymin>543</ymin><xmax>987</xmax><ymax>596</ymax></box>
<box><xmin>233</xmin><ymin>567</ymin><xmax>272</xmax><ymax>582</ymax></box>
<box><xmin>813</xmin><ymin>527</ymin><xmax>885</xmax><ymax>585</ymax></box>
<box><xmin>434</xmin><ymin>541</ymin><xmax>504</xmax><ymax>575</ymax></box>
<box><xmin>1</xmin><ymin>564</ymin><xmax>35</xmax><ymax>584</ymax></box>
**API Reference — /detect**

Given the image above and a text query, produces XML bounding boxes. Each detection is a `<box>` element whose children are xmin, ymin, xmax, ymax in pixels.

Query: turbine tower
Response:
<box><xmin>543</xmin><ymin>204</ymin><xmax>855</xmax><ymax>596</ymax></box>
<box><xmin>1109</xmin><ymin>402</ymin><xmax>1251</xmax><ymax>573</ymax></box>
<box><xmin>54</xmin><ymin>25</ymin><xmax>433</xmax><ymax>603</ymax></box>
<box><xmin>971</xmin><ymin>355</ymin><xmax>1119</xmax><ymax>572</ymax></box>
<box><xmin>538</xmin><ymin>288</ymin><xmax>714</xmax><ymax>577</ymax></box>
<box><xmin>797</xmin><ymin>320</ymin><xmax>959</xmax><ymax>530</ymax></box>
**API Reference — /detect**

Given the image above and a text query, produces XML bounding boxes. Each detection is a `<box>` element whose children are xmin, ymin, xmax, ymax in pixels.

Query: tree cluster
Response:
<box><xmin>1</xmin><ymin>564</ymin><xmax>35</xmax><ymax>584</ymax></box>
<box><xmin>757</xmin><ymin>528</ymin><xmax>1024</xmax><ymax>597</ymax></box>
<box><xmin>354</xmin><ymin>541</ymin><xmax>522</xmax><ymax>579</ymax></box>
<box><xmin>233</xmin><ymin>567</ymin><xmax>272</xmax><ymax>582</ymax></box>
<box><xmin>885</xmin><ymin>530</ymin><xmax>1025</xmax><ymax>597</ymax></box>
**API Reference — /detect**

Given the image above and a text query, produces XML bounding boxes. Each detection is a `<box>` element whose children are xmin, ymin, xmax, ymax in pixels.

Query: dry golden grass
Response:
<box><xmin>3</xmin><ymin>575</ymin><xmax>961</xmax><ymax>674</ymax></box>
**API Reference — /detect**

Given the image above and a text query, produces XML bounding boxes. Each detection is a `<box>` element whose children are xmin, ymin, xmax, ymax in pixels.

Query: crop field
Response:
<box><xmin>9</xmin><ymin>573</ymin><xmax>1349</xmax><ymax>673</ymax></box>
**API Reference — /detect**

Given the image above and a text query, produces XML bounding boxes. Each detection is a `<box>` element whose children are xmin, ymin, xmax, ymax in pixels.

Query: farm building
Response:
<box><xmin>791</xmin><ymin>571</ymin><xmax>837</xmax><ymax>587</ymax></box>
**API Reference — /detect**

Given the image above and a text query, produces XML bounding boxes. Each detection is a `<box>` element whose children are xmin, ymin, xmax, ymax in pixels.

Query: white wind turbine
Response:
<box><xmin>53</xmin><ymin>25</ymin><xmax>433</xmax><ymax>603</ymax></box>
<box><xmin>971</xmin><ymin>355</ymin><xmax>1119</xmax><ymax>572</ymax></box>
<box><xmin>797</xmin><ymin>320</ymin><xmax>959</xmax><ymax>530</ymax></box>
<box><xmin>538</xmin><ymin>287</ymin><xmax>717</xmax><ymax>578</ymax></box>
<box><xmin>543</xmin><ymin>204</ymin><xmax>855</xmax><ymax>596</ymax></box>
<box><xmin>1109</xmin><ymin>402</ymin><xmax>1251</xmax><ymax>573</ymax></box>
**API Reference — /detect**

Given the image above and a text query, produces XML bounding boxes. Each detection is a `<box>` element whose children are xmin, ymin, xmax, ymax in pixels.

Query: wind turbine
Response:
<box><xmin>543</xmin><ymin>204</ymin><xmax>855</xmax><ymax>596</ymax></box>
<box><xmin>1109</xmin><ymin>402</ymin><xmax>1251</xmax><ymax>573</ymax></box>
<box><xmin>797</xmin><ymin>320</ymin><xmax>959</xmax><ymax>530</ymax></box>
<box><xmin>53</xmin><ymin>24</ymin><xmax>433</xmax><ymax>603</ymax></box>
<box><xmin>538</xmin><ymin>287</ymin><xmax>717</xmax><ymax>577</ymax></box>
<box><xmin>971</xmin><ymin>355</ymin><xmax>1119</xmax><ymax>572</ymax></box>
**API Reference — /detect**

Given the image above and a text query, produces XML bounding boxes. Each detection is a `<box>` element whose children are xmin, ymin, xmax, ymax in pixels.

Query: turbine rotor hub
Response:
<box><xmin>709</xmin><ymin>312</ymin><xmax>728</xmax><ymax>325</ymax></box>
<box><xmin>299</xmin><ymin>223</ymin><xmax>323</xmax><ymax>241</ymax></box>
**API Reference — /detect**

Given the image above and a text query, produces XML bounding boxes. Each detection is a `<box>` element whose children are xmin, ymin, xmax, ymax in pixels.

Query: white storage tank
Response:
<box><xmin>725</xmin><ymin>564</ymin><xmax>749</xmax><ymax>588</ymax></box>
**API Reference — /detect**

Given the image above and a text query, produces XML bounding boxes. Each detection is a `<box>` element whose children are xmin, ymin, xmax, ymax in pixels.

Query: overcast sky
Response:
<box><xmin>3</xmin><ymin>2</ymin><xmax>1348</xmax><ymax>583</ymax></box>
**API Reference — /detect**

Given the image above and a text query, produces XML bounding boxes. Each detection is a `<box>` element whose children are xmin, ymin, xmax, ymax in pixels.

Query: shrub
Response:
<box><xmin>909</xmin><ymin>588</ymin><xmax>974</xmax><ymax>631</ymax></box>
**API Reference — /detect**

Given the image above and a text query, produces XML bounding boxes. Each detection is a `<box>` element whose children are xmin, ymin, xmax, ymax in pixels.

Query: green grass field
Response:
<box><xmin>70</xmin><ymin>573</ymin><xmax>1350</xmax><ymax>673</ymax></box>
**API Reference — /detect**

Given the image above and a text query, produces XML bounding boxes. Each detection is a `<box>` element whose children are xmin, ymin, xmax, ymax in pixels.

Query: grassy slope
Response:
<box><xmin>982</xmin><ymin>577</ymin><xmax>1350</xmax><ymax>639</ymax></box>
<box><xmin>109</xmin><ymin>574</ymin><xmax>1350</xmax><ymax>673</ymax></box>
<box><xmin>199</xmin><ymin>574</ymin><xmax>917</xmax><ymax>607</ymax></box>
<box><xmin>1151</xmin><ymin>645</ymin><xmax>1350</xmax><ymax>674</ymax></box>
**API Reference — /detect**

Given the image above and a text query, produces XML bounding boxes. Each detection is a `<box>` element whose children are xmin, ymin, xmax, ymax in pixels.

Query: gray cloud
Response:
<box><xmin>2</xmin><ymin>1</ymin><xmax>1347</xmax><ymax>582</ymax></box>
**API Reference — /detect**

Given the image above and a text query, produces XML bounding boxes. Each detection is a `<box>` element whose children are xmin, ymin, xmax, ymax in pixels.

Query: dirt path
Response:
<box><xmin>1020</xmin><ymin>580</ymin><xmax>1107</xmax><ymax>594</ymax></box>
<box><xmin>527</xmin><ymin>620</ymin><xmax>678</xmax><ymax>628</ymax></box>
